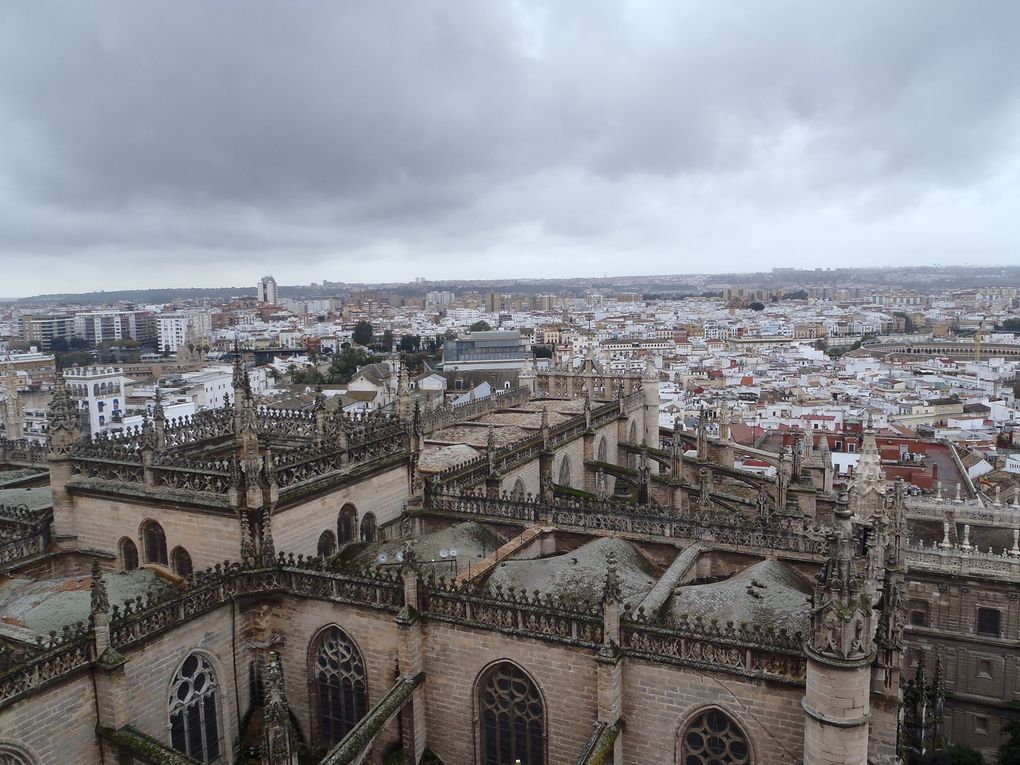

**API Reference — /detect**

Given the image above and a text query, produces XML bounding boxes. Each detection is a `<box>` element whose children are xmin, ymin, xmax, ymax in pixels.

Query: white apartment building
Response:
<box><xmin>258</xmin><ymin>275</ymin><xmax>279</xmax><ymax>304</ymax></box>
<box><xmin>64</xmin><ymin>365</ymin><xmax>128</xmax><ymax>437</ymax></box>
<box><xmin>157</xmin><ymin>312</ymin><xmax>213</xmax><ymax>353</ymax></box>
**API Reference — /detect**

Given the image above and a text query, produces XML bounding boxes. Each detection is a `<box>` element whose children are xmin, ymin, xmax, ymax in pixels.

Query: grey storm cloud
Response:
<box><xmin>1</xmin><ymin>1</ymin><xmax>1019</xmax><ymax>295</ymax></box>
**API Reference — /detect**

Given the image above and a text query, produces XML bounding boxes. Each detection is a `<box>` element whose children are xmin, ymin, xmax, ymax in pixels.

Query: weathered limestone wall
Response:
<box><xmin>420</xmin><ymin>622</ymin><xmax>599</xmax><ymax>764</ymax></box>
<box><xmin>274</xmin><ymin>465</ymin><xmax>409</xmax><ymax>554</ymax></box>
<box><xmin>551</xmin><ymin>438</ymin><xmax>586</xmax><ymax>490</ymax></box>
<box><xmin>272</xmin><ymin>597</ymin><xmax>402</xmax><ymax>755</ymax></box>
<box><xmin>0</xmin><ymin>672</ymin><xmax>100</xmax><ymax>765</ymax></box>
<box><xmin>621</xmin><ymin>658</ymin><xmax>805</xmax><ymax>765</ymax></box>
<box><xmin>112</xmin><ymin>603</ymin><xmax>249</xmax><ymax>758</ymax></box>
<box><xmin>498</xmin><ymin>460</ymin><xmax>540</xmax><ymax>496</ymax></box>
<box><xmin>71</xmin><ymin>493</ymin><xmax>240</xmax><ymax>570</ymax></box>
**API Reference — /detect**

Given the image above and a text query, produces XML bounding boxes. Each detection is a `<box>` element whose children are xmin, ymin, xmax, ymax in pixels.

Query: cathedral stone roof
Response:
<box><xmin>664</xmin><ymin>559</ymin><xmax>812</xmax><ymax>635</ymax></box>
<box><xmin>343</xmin><ymin>522</ymin><xmax>503</xmax><ymax>570</ymax></box>
<box><xmin>483</xmin><ymin>536</ymin><xmax>658</xmax><ymax>607</ymax></box>
<box><xmin>0</xmin><ymin>568</ymin><xmax>176</xmax><ymax>641</ymax></box>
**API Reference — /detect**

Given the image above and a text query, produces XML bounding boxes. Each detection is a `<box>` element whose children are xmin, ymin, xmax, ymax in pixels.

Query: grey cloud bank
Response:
<box><xmin>1</xmin><ymin>1</ymin><xmax>1018</xmax><ymax>296</ymax></box>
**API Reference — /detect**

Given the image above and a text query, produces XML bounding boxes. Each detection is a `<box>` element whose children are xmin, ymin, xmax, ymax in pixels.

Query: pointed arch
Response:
<box><xmin>676</xmin><ymin>705</ymin><xmax>752</xmax><ymax>765</ymax></box>
<box><xmin>558</xmin><ymin>455</ymin><xmax>572</xmax><ymax>487</ymax></box>
<box><xmin>119</xmin><ymin>536</ymin><xmax>138</xmax><ymax>571</ymax></box>
<box><xmin>337</xmin><ymin>503</ymin><xmax>357</xmax><ymax>544</ymax></box>
<box><xmin>597</xmin><ymin>436</ymin><xmax>608</xmax><ymax>463</ymax></box>
<box><xmin>171</xmin><ymin>546</ymin><xmax>193</xmax><ymax>578</ymax></box>
<box><xmin>168</xmin><ymin>653</ymin><xmax>222</xmax><ymax>763</ymax></box>
<box><xmin>359</xmin><ymin>512</ymin><xmax>377</xmax><ymax>542</ymax></box>
<box><xmin>317</xmin><ymin>530</ymin><xmax>337</xmax><ymax>557</ymax></box>
<box><xmin>511</xmin><ymin>477</ymin><xmax>527</xmax><ymax>499</ymax></box>
<box><xmin>309</xmin><ymin>625</ymin><xmax>368</xmax><ymax>748</ymax></box>
<box><xmin>140</xmin><ymin>519</ymin><xmax>167</xmax><ymax>565</ymax></box>
<box><xmin>475</xmin><ymin>660</ymin><xmax>546</xmax><ymax>765</ymax></box>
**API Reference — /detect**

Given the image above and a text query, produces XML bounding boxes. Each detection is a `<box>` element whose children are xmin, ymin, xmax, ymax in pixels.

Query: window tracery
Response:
<box><xmin>477</xmin><ymin>662</ymin><xmax>545</xmax><ymax>765</ymax></box>
<box><xmin>169</xmin><ymin>654</ymin><xmax>221</xmax><ymax>763</ymax></box>
<box><xmin>679</xmin><ymin>707</ymin><xmax>751</xmax><ymax>765</ymax></box>
<box><xmin>311</xmin><ymin>626</ymin><xmax>367</xmax><ymax>747</ymax></box>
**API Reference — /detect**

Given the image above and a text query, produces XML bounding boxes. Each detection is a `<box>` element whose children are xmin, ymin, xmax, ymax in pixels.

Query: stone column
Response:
<box><xmin>396</xmin><ymin>564</ymin><xmax>426</xmax><ymax>764</ymax></box>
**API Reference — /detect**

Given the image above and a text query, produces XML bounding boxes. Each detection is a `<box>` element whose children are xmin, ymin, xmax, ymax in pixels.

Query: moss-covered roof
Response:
<box><xmin>664</xmin><ymin>558</ymin><xmax>811</xmax><ymax>634</ymax></box>
<box><xmin>343</xmin><ymin>521</ymin><xmax>503</xmax><ymax>572</ymax></box>
<box><xmin>0</xmin><ymin>486</ymin><xmax>52</xmax><ymax>511</ymax></box>
<box><xmin>0</xmin><ymin>568</ymin><xmax>177</xmax><ymax>639</ymax></box>
<box><xmin>484</xmin><ymin>536</ymin><xmax>658</xmax><ymax>606</ymax></box>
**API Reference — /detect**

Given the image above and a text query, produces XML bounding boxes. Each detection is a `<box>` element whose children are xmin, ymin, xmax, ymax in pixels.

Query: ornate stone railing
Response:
<box><xmin>621</xmin><ymin>616</ymin><xmax>806</xmax><ymax>683</ymax></box>
<box><xmin>421</xmin><ymin>386</ymin><xmax>531</xmax><ymax>434</ymax></box>
<box><xmin>0</xmin><ymin>437</ymin><xmax>47</xmax><ymax>467</ymax></box>
<box><xmin>906</xmin><ymin>541</ymin><xmax>1020</xmax><ymax>578</ymax></box>
<box><xmin>419</xmin><ymin>577</ymin><xmax>604</xmax><ymax>647</ymax></box>
<box><xmin>162</xmin><ymin>408</ymin><xmax>235</xmax><ymax>449</ymax></box>
<box><xmin>108</xmin><ymin>558</ymin><xmax>403</xmax><ymax>649</ymax></box>
<box><xmin>255</xmin><ymin>406</ymin><xmax>317</xmax><ymax>439</ymax></box>
<box><xmin>0</xmin><ymin>623</ymin><xmax>95</xmax><ymax>706</ymax></box>
<box><xmin>0</xmin><ymin>503</ymin><xmax>51</xmax><ymax>570</ymax></box>
<box><xmin>429</xmin><ymin>491</ymin><xmax>828</xmax><ymax>555</ymax></box>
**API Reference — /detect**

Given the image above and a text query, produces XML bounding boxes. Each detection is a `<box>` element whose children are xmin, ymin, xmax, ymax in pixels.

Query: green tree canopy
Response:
<box><xmin>469</xmin><ymin>320</ymin><xmax>492</xmax><ymax>332</ymax></box>
<box><xmin>351</xmin><ymin>321</ymin><xmax>374</xmax><ymax>346</ymax></box>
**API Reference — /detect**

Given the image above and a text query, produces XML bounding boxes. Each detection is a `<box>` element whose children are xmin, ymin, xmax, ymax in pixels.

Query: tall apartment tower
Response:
<box><xmin>258</xmin><ymin>275</ymin><xmax>279</xmax><ymax>304</ymax></box>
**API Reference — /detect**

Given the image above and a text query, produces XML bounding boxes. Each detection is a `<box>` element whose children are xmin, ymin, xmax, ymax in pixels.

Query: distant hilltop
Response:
<box><xmin>13</xmin><ymin>264</ymin><xmax>1020</xmax><ymax>305</ymax></box>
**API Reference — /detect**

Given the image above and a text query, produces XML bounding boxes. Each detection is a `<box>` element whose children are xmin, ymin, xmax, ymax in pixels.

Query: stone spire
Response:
<box><xmin>397</xmin><ymin>356</ymin><xmax>412</xmax><ymax>420</ymax></box>
<box><xmin>642</xmin><ymin>353</ymin><xmax>657</xmax><ymax>382</ymax></box>
<box><xmin>2</xmin><ymin>368</ymin><xmax>23</xmax><ymax>441</ymax></box>
<box><xmin>696</xmin><ymin>407</ymin><xmax>708</xmax><ymax>461</ymax></box>
<box><xmin>90</xmin><ymin>558</ymin><xmax>109</xmax><ymax>616</ymax></box>
<box><xmin>261</xmin><ymin>652</ymin><xmax>299</xmax><ymax>765</ymax></box>
<box><xmin>850</xmin><ymin>418</ymin><xmax>885</xmax><ymax>520</ymax></box>
<box><xmin>809</xmin><ymin>492</ymin><xmax>873</xmax><ymax>662</ymax></box>
<box><xmin>260</xmin><ymin>503</ymin><xmax>276</xmax><ymax>566</ymax></box>
<box><xmin>47</xmin><ymin>366</ymin><xmax>81</xmax><ymax>456</ymax></box>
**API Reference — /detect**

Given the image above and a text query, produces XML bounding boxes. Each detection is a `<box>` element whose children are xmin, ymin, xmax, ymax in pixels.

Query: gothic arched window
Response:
<box><xmin>337</xmin><ymin>504</ymin><xmax>357</xmax><ymax>544</ymax></box>
<box><xmin>558</xmin><ymin>456</ymin><xmax>571</xmax><ymax>487</ymax></box>
<box><xmin>171</xmin><ymin>547</ymin><xmax>193</xmax><ymax>578</ymax></box>
<box><xmin>679</xmin><ymin>707</ymin><xmax>751</xmax><ymax>765</ymax></box>
<box><xmin>119</xmin><ymin>537</ymin><xmax>138</xmax><ymax>571</ymax></box>
<box><xmin>318</xmin><ymin>530</ymin><xmax>337</xmax><ymax>557</ymax></box>
<box><xmin>360</xmin><ymin>513</ymin><xmax>377</xmax><ymax>542</ymax></box>
<box><xmin>141</xmin><ymin>520</ymin><xmax>168</xmax><ymax>565</ymax></box>
<box><xmin>169</xmin><ymin>654</ymin><xmax>221</xmax><ymax>763</ymax></box>
<box><xmin>310</xmin><ymin>626</ymin><xmax>368</xmax><ymax>747</ymax></box>
<box><xmin>511</xmin><ymin>478</ymin><xmax>527</xmax><ymax>499</ymax></box>
<box><xmin>477</xmin><ymin>662</ymin><xmax>545</xmax><ymax>765</ymax></box>
<box><xmin>0</xmin><ymin>744</ymin><xmax>35</xmax><ymax>765</ymax></box>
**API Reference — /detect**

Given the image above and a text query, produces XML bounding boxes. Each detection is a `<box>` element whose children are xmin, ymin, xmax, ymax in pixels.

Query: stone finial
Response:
<box><xmin>604</xmin><ymin>551</ymin><xmax>621</xmax><ymax>604</ymax></box>
<box><xmin>260</xmin><ymin>504</ymin><xmax>277</xmax><ymax>566</ymax></box>
<box><xmin>90</xmin><ymin>559</ymin><xmax>109</xmax><ymax>616</ymax></box>
<box><xmin>46</xmin><ymin>366</ymin><xmax>81</xmax><ymax>452</ymax></box>
<box><xmin>261</xmin><ymin>651</ymin><xmax>298</xmax><ymax>765</ymax></box>
<box><xmin>960</xmin><ymin>524</ymin><xmax>972</xmax><ymax>551</ymax></box>
<box><xmin>240</xmin><ymin>511</ymin><xmax>257</xmax><ymax>562</ymax></box>
<box><xmin>1009</xmin><ymin>529</ymin><xmax>1019</xmax><ymax>557</ymax></box>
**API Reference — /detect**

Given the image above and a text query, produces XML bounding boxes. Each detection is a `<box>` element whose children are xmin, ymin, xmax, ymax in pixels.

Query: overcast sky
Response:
<box><xmin>1</xmin><ymin>2</ymin><xmax>1018</xmax><ymax>296</ymax></box>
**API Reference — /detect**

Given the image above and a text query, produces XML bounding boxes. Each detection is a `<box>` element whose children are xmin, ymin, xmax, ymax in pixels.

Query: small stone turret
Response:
<box><xmin>850</xmin><ymin>420</ymin><xmax>885</xmax><ymax>521</ymax></box>
<box><xmin>261</xmin><ymin>652</ymin><xmax>299</xmax><ymax>765</ymax></box>
<box><xmin>2</xmin><ymin>369</ymin><xmax>23</xmax><ymax>441</ymax></box>
<box><xmin>803</xmin><ymin>492</ymin><xmax>876</xmax><ymax>765</ymax></box>
<box><xmin>641</xmin><ymin>355</ymin><xmax>658</xmax><ymax>448</ymax></box>
<box><xmin>48</xmin><ymin>367</ymin><xmax>82</xmax><ymax>540</ymax></box>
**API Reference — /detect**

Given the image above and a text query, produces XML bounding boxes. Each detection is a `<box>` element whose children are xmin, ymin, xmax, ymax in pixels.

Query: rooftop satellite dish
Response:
<box><xmin>377</xmin><ymin>553</ymin><xmax>388</xmax><ymax>564</ymax></box>
<box><xmin>439</xmin><ymin>548</ymin><xmax>449</xmax><ymax>558</ymax></box>
<box><xmin>396</xmin><ymin>551</ymin><xmax>405</xmax><ymax>563</ymax></box>
<box><xmin>449</xmin><ymin>548</ymin><xmax>459</xmax><ymax>558</ymax></box>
